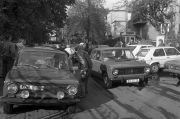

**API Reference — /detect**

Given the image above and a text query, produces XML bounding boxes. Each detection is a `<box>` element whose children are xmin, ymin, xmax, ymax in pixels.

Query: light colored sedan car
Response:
<box><xmin>90</xmin><ymin>47</ymin><xmax>151</xmax><ymax>88</ymax></box>
<box><xmin>136</xmin><ymin>46</ymin><xmax>180</xmax><ymax>73</ymax></box>
<box><xmin>127</xmin><ymin>44</ymin><xmax>154</xmax><ymax>56</ymax></box>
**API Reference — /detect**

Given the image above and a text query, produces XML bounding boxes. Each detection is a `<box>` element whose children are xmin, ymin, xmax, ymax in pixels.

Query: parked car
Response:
<box><xmin>164</xmin><ymin>60</ymin><xmax>180</xmax><ymax>78</ymax></box>
<box><xmin>127</xmin><ymin>44</ymin><xmax>153</xmax><ymax>56</ymax></box>
<box><xmin>136</xmin><ymin>46</ymin><xmax>180</xmax><ymax>73</ymax></box>
<box><xmin>0</xmin><ymin>46</ymin><xmax>81</xmax><ymax>114</ymax></box>
<box><xmin>90</xmin><ymin>47</ymin><xmax>151</xmax><ymax>88</ymax></box>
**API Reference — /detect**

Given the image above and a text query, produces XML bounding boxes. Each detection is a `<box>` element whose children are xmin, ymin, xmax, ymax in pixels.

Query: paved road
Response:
<box><xmin>73</xmin><ymin>73</ymin><xmax>180</xmax><ymax>119</ymax></box>
<box><xmin>0</xmin><ymin>72</ymin><xmax>180</xmax><ymax>119</ymax></box>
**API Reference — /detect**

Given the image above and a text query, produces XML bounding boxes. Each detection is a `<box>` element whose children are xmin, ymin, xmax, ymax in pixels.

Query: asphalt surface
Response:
<box><xmin>0</xmin><ymin>71</ymin><xmax>180</xmax><ymax>119</ymax></box>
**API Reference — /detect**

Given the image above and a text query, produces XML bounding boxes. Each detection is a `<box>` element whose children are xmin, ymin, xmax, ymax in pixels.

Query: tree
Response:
<box><xmin>129</xmin><ymin>0</ymin><xmax>175</xmax><ymax>31</ymax></box>
<box><xmin>67</xmin><ymin>0</ymin><xmax>108</xmax><ymax>44</ymax></box>
<box><xmin>0</xmin><ymin>0</ymin><xmax>75</xmax><ymax>44</ymax></box>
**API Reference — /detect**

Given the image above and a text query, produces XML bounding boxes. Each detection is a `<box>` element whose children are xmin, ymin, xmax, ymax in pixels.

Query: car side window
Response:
<box><xmin>164</xmin><ymin>48</ymin><xmax>180</xmax><ymax>56</ymax></box>
<box><xmin>153</xmin><ymin>49</ymin><xmax>165</xmax><ymax>57</ymax></box>
<box><xmin>141</xmin><ymin>46</ymin><xmax>147</xmax><ymax>49</ymax></box>
<box><xmin>95</xmin><ymin>51</ymin><xmax>101</xmax><ymax>60</ymax></box>
<box><xmin>90</xmin><ymin>50</ymin><xmax>97</xmax><ymax>59</ymax></box>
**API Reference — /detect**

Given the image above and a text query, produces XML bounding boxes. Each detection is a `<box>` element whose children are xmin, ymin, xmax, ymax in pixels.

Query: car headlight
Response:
<box><xmin>144</xmin><ymin>67</ymin><xmax>150</xmax><ymax>73</ymax></box>
<box><xmin>7</xmin><ymin>83</ymin><xmax>18</xmax><ymax>94</ymax></box>
<box><xmin>67</xmin><ymin>85</ymin><xmax>78</xmax><ymax>96</ymax></box>
<box><xmin>112</xmin><ymin>69</ymin><xmax>119</xmax><ymax>75</ymax></box>
<box><xmin>57</xmin><ymin>91</ymin><xmax>65</xmax><ymax>100</ymax></box>
<box><xmin>20</xmin><ymin>90</ymin><xmax>30</xmax><ymax>99</ymax></box>
<box><xmin>169</xmin><ymin>65</ymin><xmax>174</xmax><ymax>69</ymax></box>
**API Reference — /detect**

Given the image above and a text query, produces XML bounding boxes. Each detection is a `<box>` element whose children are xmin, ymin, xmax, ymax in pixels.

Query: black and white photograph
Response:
<box><xmin>0</xmin><ymin>0</ymin><xmax>180</xmax><ymax>119</ymax></box>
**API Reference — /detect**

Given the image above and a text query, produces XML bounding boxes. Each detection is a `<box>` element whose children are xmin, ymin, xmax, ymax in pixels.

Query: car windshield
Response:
<box><xmin>102</xmin><ymin>49</ymin><xmax>134</xmax><ymax>61</ymax></box>
<box><xmin>18</xmin><ymin>51</ymin><xmax>69</xmax><ymax>70</ymax></box>
<box><xmin>136</xmin><ymin>49</ymin><xmax>150</xmax><ymax>57</ymax></box>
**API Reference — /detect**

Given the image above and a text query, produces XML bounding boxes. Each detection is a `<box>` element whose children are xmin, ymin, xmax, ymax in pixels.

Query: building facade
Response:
<box><xmin>106</xmin><ymin>6</ymin><xmax>131</xmax><ymax>38</ymax></box>
<box><xmin>130</xmin><ymin>0</ymin><xmax>180</xmax><ymax>42</ymax></box>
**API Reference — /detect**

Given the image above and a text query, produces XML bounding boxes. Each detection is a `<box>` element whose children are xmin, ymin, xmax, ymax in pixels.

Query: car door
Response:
<box><xmin>90</xmin><ymin>50</ymin><xmax>97</xmax><ymax>74</ymax></box>
<box><xmin>164</xmin><ymin>47</ymin><xmax>180</xmax><ymax>61</ymax></box>
<box><xmin>151</xmin><ymin>48</ymin><xmax>167</xmax><ymax>68</ymax></box>
<box><xmin>91</xmin><ymin>50</ymin><xmax>102</xmax><ymax>77</ymax></box>
<box><xmin>93</xmin><ymin>50</ymin><xmax>103</xmax><ymax>77</ymax></box>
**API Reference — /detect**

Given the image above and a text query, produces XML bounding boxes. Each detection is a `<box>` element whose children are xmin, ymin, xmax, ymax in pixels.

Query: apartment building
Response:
<box><xmin>106</xmin><ymin>5</ymin><xmax>131</xmax><ymax>38</ymax></box>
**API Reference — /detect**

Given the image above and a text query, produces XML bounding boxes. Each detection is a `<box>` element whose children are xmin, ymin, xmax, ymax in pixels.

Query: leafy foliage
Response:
<box><xmin>0</xmin><ymin>0</ymin><xmax>74</xmax><ymax>43</ymax></box>
<box><xmin>130</xmin><ymin>0</ymin><xmax>175</xmax><ymax>31</ymax></box>
<box><xmin>67</xmin><ymin>0</ymin><xmax>108</xmax><ymax>43</ymax></box>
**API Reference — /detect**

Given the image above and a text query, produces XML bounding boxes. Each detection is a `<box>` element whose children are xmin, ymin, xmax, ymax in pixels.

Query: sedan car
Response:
<box><xmin>164</xmin><ymin>60</ymin><xmax>180</xmax><ymax>85</ymax></box>
<box><xmin>136</xmin><ymin>46</ymin><xmax>180</xmax><ymax>73</ymax></box>
<box><xmin>0</xmin><ymin>47</ymin><xmax>81</xmax><ymax>114</ymax></box>
<box><xmin>90</xmin><ymin>47</ymin><xmax>151</xmax><ymax>88</ymax></box>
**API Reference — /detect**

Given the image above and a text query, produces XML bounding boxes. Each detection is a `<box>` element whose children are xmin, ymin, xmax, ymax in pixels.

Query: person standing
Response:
<box><xmin>76</xmin><ymin>43</ymin><xmax>92</xmax><ymax>96</ymax></box>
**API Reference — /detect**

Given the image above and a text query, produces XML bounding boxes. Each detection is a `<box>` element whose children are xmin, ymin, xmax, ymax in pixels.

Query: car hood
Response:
<box><xmin>6</xmin><ymin>66</ymin><xmax>79</xmax><ymax>85</ymax></box>
<box><xmin>104</xmin><ymin>60</ymin><xmax>148</xmax><ymax>68</ymax></box>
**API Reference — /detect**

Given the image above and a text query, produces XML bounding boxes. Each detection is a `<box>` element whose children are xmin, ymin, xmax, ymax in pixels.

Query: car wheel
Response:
<box><xmin>3</xmin><ymin>103</ymin><xmax>13</xmax><ymax>114</ymax></box>
<box><xmin>103</xmin><ymin>73</ymin><xmax>112</xmax><ymax>89</ymax></box>
<box><xmin>151</xmin><ymin>63</ymin><xmax>159</xmax><ymax>73</ymax></box>
<box><xmin>66</xmin><ymin>105</ymin><xmax>77</xmax><ymax>114</ymax></box>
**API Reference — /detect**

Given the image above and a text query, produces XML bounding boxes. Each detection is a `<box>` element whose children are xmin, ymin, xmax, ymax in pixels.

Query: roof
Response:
<box><xmin>142</xmin><ymin>46</ymin><xmax>175</xmax><ymax>50</ymax></box>
<box><xmin>128</xmin><ymin>44</ymin><xmax>153</xmax><ymax>46</ymax></box>
<box><xmin>21</xmin><ymin>47</ymin><xmax>66</xmax><ymax>54</ymax></box>
<box><xmin>94</xmin><ymin>47</ymin><xmax>131</xmax><ymax>51</ymax></box>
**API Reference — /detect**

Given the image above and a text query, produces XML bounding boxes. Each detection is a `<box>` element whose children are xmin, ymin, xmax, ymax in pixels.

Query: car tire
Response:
<box><xmin>102</xmin><ymin>73</ymin><xmax>112</xmax><ymax>89</ymax></box>
<box><xmin>3</xmin><ymin>103</ymin><xmax>13</xmax><ymax>114</ymax></box>
<box><xmin>151</xmin><ymin>63</ymin><xmax>159</xmax><ymax>73</ymax></box>
<box><xmin>66</xmin><ymin>105</ymin><xmax>77</xmax><ymax>114</ymax></box>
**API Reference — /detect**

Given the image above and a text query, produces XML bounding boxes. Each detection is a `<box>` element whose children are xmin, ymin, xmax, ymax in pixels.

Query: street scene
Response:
<box><xmin>0</xmin><ymin>0</ymin><xmax>180</xmax><ymax>119</ymax></box>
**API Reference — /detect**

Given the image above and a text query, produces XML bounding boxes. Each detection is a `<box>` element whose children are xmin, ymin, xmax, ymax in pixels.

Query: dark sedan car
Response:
<box><xmin>91</xmin><ymin>47</ymin><xmax>151</xmax><ymax>88</ymax></box>
<box><xmin>0</xmin><ymin>47</ymin><xmax>81</xmax><ymax>114</ymax></box>
<box><xmin>164</xmin><ymin>60</ymin><xmax>180</xmax><ymax>85</ymax></box>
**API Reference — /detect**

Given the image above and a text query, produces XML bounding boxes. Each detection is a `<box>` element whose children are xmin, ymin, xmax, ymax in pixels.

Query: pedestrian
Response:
<box><xmin>115</xmin><ymin>41</ymin><xmax>123</xmax><ymax>47</ymax></box>
<box><xmin>16</xmin><ymin>38</ymin><xmax>25</xmax><ymax>51</ymax></box>
<box><xmin>158</xmin><ymin>39</ymin><xmax>165</xmax><ymax>47</ymax></box>
<box><xmin>76</xmin><ymin>43</ymin><xmax>92</xmax><ymax>96</ymax></box>
<box><xmin>0</xmin><ymin>36</ymin><xmax>18</xmax><ymax>79</ymax></box>
<box><xmin>175</xmin><ymin>43</ymin><xmax>180</xmax><ymax>51</ymax></box>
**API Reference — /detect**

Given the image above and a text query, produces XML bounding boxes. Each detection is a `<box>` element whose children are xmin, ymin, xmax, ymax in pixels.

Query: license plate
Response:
<box><xmin>126</xmin><ymin>79</ymin><xmax>139</xmax><ymax>83</ymax></box>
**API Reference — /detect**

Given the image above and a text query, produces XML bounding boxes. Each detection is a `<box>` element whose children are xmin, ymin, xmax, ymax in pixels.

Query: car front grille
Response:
<box><xmin>118</xmin><ymin>67</ymin><xmax>144</xmax><ymax>75</ymax></box>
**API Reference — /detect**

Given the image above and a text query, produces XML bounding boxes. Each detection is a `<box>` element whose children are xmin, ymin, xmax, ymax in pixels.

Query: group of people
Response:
<box><xmin>64</xmin><ymin>43</ymin><xmax>92</xmax><ymax>97</ymax></box>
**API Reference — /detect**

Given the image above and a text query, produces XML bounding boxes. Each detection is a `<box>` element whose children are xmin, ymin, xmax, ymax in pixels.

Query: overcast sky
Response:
<box><xmin>104</xmin><ymin>0</ymin><xmax>119</xmax><ymax>9</ymax></box>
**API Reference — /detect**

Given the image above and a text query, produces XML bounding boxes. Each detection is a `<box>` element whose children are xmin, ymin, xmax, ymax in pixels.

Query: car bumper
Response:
<box><xmin>163</xmin><ymin>69</ymin><xmax>180</xmax><ymax>77</ymax></box>
<box><xmin>112</xmin><ymin>74</ymin><xmax>150</xmax><ymax>82</ymax></box>
<box><xmin>0</xmin><ymin>97</ymin><xmax>80</xmax><ymax>106</ymax></box>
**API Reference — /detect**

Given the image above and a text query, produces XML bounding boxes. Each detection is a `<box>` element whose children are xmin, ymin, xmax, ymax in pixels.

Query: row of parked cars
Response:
<box><xmin>1</xmin><ymin>43</ymin><xmax>180</xmax><ymax>114</ymax></box>
<box><xmin>90</xmin><ymin>44</ymin><xmax>180</xmax><ymax>88</ymax></box>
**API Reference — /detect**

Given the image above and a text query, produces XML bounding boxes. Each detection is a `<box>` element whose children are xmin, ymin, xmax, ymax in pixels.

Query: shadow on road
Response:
<box><xmin>11</xmin><ymin>105</ymin><xmax>65</xmax><ymax>114</ymax></box>
<box><xmin>77</xmin><ymin>77</ymin><xmax>115</xmax><ymax>112</ymax></box>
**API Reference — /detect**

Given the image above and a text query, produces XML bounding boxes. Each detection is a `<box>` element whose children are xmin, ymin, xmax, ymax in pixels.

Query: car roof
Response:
<box><xmin>21</xmin><ymin>47</ymin><xmax>66</xmax><ymax>54</ymax></box>
<box><xmin>141</xmin><ymin>46</ymin><xmax>175</xmax><ymax>50</ymax></box>
<box><xmin>94</xmin><ymin>47</ymin><xmax>131</xmax><ymax>51</ymax></box>
<box><xmin>128</xmin><ymin>44</ymin><xmax>153</xmax><ymax>46</ymax></box>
